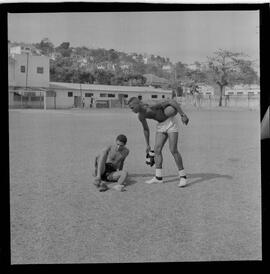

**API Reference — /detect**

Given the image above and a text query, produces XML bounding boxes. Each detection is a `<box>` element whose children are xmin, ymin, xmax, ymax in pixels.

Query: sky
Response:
<box><xmin>8</xmin><ymin>11</ymin><xmax>259</xmax><ymax>65</ymax></box>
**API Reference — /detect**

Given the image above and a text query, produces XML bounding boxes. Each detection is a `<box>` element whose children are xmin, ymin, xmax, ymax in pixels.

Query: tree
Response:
<box><xmin>36</xmin><ymin>37</ymin><xmax>54</xmax><ymax>55</ymax></box>
<box><xmin>56</xmin><ymin>42</ymin><xmax>72</xmax><ymax>57</ymax></box>
<box><xmin>207</xmin><ymin>49</ymin><xmax>258</xmax><ymax>106</ymax></box>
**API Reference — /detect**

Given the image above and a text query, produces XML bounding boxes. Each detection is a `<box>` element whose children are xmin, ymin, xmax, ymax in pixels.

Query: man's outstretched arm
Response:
<box><xmin>118</xmin><ymin>150</ymin><xmax>130</xmax><ymax>171</ymax></box>
<box><xmin>139</xmin><ymin>114</ymin><xmax>151</xmax><ymax>153</ymax></box>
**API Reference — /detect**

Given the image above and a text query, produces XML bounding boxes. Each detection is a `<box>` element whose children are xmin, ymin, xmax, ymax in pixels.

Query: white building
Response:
<box><xmin>225</xmin><ymin>84</ymin><xmax>260</xmax><ymax>95</ymax></box>
<box><xmin>9</xmin><ymin>53</ymin><xmax>49</xmax><ymax>88</ymax></box>
<box><xmin>8</xmin><ymin>53</ymin><xmax>50</xmax><ymax>108</ymax></box>
<box><xmin>48</xmin><ymin>82</ymin><xmax>172</xmax><ymax>109</ymax></box>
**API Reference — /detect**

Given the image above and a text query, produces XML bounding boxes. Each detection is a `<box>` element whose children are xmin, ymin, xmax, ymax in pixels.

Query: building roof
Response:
<box><xmin>49</xmin><ymin>82</ymin><xmax>171</xmax><ymax>94</ymax></box>
<box><xmin>143</xmin><ymin>74</ymin><xmax>169</xmax><ymax>85</ymax></box>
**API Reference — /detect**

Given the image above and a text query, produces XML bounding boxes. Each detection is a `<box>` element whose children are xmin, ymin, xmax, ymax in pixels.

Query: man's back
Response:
<box><xmin>138</xmin><ymin>104</ymin><xmax>168</xmax><ymax>123</ymax></box>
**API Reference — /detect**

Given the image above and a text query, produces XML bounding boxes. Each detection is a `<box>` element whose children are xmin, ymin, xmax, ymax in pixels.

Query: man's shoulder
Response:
<box><xmin>104</xmin><ymin>144</ymin><xmax>113</xmax><ymax>151</ymax></box>
<box><xmin>124</xmin><ymin>147</ymin><xmax>130</xmax><ymax>154</ymax></box>
<box><xmin>138</xmin><ymin>112</ymin><xmax>146</xmax><ymax>121</ymax></box>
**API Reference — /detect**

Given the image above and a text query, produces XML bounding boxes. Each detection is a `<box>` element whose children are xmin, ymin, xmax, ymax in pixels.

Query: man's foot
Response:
<box><xmin>145</xmin><ymin>177</ymin><xmax>163</xmax><ymax>184</ymax></box>
<box><xmin>178</xmin><ymin>176</ymin><xmax>187</xmax><ymax>187</ymax></box>
<box><xmin>99</xmin><ymin>182</ymin><xmax>109</xmax><ymax>192</ymax></box>
<box><xmin>93</xmin><ymin>178</ymin><xmax>101</xmax><ymax>188</ymax></box>
<box><xmin>112</xmin><ymin>184</ymin><xmax>125</xmax><ymax>192</ymax></box>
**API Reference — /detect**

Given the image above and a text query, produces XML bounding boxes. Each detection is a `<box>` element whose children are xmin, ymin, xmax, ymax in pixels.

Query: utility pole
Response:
<box><xmin>25</xmin><ymin>52</ymin><xmax>29</xmax><ymax>90</ymax></box>
<box><xmin>26</xmin><ymin>52</ymin><xmax>30</xmax><ymax>107</ymax></box>
<box><xmin>80</xmin><ymin>83</ymin><xmax>83</xmax><ymax>108</ymax></box>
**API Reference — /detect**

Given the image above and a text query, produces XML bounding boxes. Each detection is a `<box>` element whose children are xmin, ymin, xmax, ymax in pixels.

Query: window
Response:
<box><xmin>228</xmin><ymin>92</ymin><xmax>234</xmax><ymax>95</ymax></box>
<box><xmin>123</xmin><ymin>94</ymin><xmax>128</xmax><ymax>98</ymax></box>
<box><xmin>100</xmin><ymin>93</ymin><xmax>107</xmax><ymax>97</ymax></box>
<box><xmin>37</xmin><ymin>67</ymin><xmax>44</xmax><ymax>74</ymax></box>
<box><xmin>85</xmin><ymin>93</ymin><xmax>93</xmax><ymax>97</ymax></box>
<box><xmin>68</xmin><ymin>92</ymin><xmax>73</xmax><ymax>97</ymax></box>
<box><xmin>108</xmin><ymin>93</ymin><xmax>115</xmax><ymax>98</ymax></box>
<box><xmin>248</xmin><ymin>92</ymin><xmax>254</xmax><ymax>95</ymax></box>
<box><xmin>20</xmin><ymin>66</ymin><xmax>25</xmax><ymax>73</ymax></box>
<box><xmin>138</xmin><ymin>95</ymin><xmax>142</xmax><ymax>100</ymax></box>
<box><xmin>151</xmin><ymin>95</ymin><xmax>158</xmax><ymax>99</ymax></box>
<box><xmin>162</xmin><ymin>95</ymin><xmax>165</xmax><ymax>98</ymax></box>
<box><xmin>237</xmin><ymin>92</ymin><xmax>243</xmax><ymax>95</ymax></box>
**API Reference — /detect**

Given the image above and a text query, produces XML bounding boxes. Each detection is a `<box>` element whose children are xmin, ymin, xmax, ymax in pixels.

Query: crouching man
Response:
<box><xmin>93</xmin><ymin>134</ymin><xmax>129</xmax><ymax>192</ymax></box>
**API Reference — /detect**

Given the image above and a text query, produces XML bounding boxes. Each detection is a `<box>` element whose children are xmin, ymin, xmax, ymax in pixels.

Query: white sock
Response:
<box><xmin>178</xmin><ymin>169</ymin><xmax>186</xmax><ymax>177</ymax></box>
<box><xmin>155</xmin><ymin>169</ymin><xmax>162</xmax><ymax>179</ymax></box>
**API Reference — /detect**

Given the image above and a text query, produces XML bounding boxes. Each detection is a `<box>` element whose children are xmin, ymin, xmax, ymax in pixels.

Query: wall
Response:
<box><xmin>12</xmin><ymin>54</ymin><xmax>49</xmax><ymax>88</ymax></box>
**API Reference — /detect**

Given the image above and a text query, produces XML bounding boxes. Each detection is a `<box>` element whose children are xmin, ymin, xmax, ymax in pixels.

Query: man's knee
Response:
<box><xmin>121</xmin><ymin>170</ymin><xmax>128</xmax><ymax>178</ymax></box>
<box><xmin>169</xmin><ymin>145</ymin><xmax>179</xmax><ymax>155</ymax></box>
<box><xmin>154</xmin><ymin>145</ymin><xmax>163</xmax><ymax>155</ymax></box>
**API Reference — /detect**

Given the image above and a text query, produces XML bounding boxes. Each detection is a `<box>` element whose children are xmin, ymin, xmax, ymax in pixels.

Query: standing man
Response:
<box><xmin>128</xmin><ymin>97</ymin><xmax>189</xmax><ymax>187</ymax></box>
<box><xmin>93</xmin><ymin>134</ymin><xmax>129</xmax><ymax>192</ymax></box>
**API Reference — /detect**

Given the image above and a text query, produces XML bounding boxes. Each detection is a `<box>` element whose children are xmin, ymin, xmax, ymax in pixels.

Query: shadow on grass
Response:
<box><xmin>164</xmin><ymin>173</ymin><xmax>233</xmax><ymax>187</ymax></box>
<box><xmin>128</xmin><ymin>172</ymin><xmax>233</xmax><ymax>187</ymax></box>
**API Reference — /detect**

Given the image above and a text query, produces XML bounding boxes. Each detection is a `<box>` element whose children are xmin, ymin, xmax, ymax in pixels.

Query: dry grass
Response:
<box><xmin>9</xmin><ymin>107</ymin><xmax>261</xmax><ymax>263</ymax></box>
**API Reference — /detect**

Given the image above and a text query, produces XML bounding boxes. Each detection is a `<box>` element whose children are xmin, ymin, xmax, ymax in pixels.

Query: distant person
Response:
<box><xmin>128</xmin><ymin>97</ymin><xmax>189</xmax><ymax>187</ymax></box>
<box><xmin>225</xmin><ymin>94</ymin><xmax>230</xmax><ymax>107</ymax></box>
<box><xmin>192</xmin><ymin>84</ymin><xmax>200</xmax><ymax>107</ymax></box>
<box><xmin>90</xmin><ymin>97</ymin><xmax>94</xmax><ymax>108</ymax></box>
<box><xmin>82</xmin><ymin>97</ymin><xmax>85</xmax><ymax>108</ymax></box>
<box><xmin>93</xmin><ymin>134</ymin><xmax>130</xmax><ymax>192</ymax></box>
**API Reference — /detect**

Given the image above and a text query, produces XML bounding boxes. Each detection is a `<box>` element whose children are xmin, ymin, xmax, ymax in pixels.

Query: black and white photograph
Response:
<box><xmin>2</xmin><ymin>1</ymin><xmax>269</xmax><ymax>265</ymax></box>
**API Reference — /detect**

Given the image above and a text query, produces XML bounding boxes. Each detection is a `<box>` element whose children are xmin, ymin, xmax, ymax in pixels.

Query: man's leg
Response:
<box><xmin>168</xmin><ymin>132</ymin><xmax>187</xmax><ymax>187</ymax></box>
<box><xmin>108</xmin><ymin>171</ymin><xmax>128</xmax><ymax>191</ymax></box>
<box><xmin>145</xmin><ymin>132</ymin><xmax>167</xmax><ymax>184</ymax></box>
<box><xmin>93</xmin><ymin>153</ymin><xmax>107</xmax><ymax>187</ymax></box>
<box><xmin>154</xmin><ymin>132</ymin><xmax>168</xmax><ymax>169</ymax></box>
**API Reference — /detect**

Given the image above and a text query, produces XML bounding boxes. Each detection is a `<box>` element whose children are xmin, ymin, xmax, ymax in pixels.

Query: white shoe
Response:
<box><xmin>112</xmin><ymin>184</ymin><xmax>125</xmax><ymax>191</ymax></box>
<box><xmin>178</xmin><ymin>176</ymin><xmax>187</xmax><ymax>187</ymax></box>
<box><xmin>145</xmin><ymin>177</ymin><xmax>163</xmax><ymax>184</ymax></box>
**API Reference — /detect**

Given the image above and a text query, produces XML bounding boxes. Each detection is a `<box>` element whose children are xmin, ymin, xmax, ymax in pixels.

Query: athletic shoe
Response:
<box><xmin>145</xmin><ymin>177</ymin><xmax>163</xmax><ymax>184</ymax></box>
<box><xmin>178</xmin><ymin>176</ymin><xmax>187</xmax><ymax>187</ymax></box>
<box><xmin>99</xmin><ymin>182</ymin><xmax>109</xmax><ymax>192</ymax></box>
<box><xmin>112</xmin><ymin>184</ymin><xmax>125</xmax><ymax>192</ymax></box>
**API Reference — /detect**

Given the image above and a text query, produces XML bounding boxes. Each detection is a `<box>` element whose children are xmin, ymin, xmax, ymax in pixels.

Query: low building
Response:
<box><xmin>47</xmin><ymin>82</ymin><xmax>172</xmax><ymax>109</ymax></box>
<box><xmin>225</xmin><ymin>84</ymin><xmax>260</xmax><ymax>96</ymax></box>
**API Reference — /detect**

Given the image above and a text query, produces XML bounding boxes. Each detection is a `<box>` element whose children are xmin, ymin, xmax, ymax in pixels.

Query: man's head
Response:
<box><xmin>115</xmin><ymin>134</ymin><xmax>127</xmax><ymax>151</ymax></box>
<box><xmin>128</xmin><ymin>97</ymin><xmax>142</xmax><ymax>113</ymax></box>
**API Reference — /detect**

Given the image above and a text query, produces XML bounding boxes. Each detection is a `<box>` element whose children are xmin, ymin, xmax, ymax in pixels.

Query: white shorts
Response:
<box><xmin>156</xmin><ymin>116</ymin><xmax>179</xmax><ymax>133</ymax></box>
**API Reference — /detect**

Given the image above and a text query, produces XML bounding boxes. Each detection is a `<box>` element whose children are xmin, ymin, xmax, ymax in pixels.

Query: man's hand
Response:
<box><xmin>146</xmin><ymin>145</ymin><xmax>151</xmax><ymax>154</ymax></box>
<box><xmin>181</xmin><ymin>114</ymin><xmax>189</xmax><ymax>125</ymax></box>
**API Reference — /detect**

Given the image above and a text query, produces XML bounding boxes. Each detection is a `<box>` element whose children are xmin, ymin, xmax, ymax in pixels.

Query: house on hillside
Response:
<box><xmin>143</xmin><ymin>74</ymin><xmax>169</xmax><ymax>88</ymax></box>
<box><xmin>9</xmin><ymin>43</ymin><xmax>41</xmax><ymax>56</ymax></box>
<box><xmin>162</xmin><ymin>64</ymin><xmax>173</xmax><ymax>72</ymax></box>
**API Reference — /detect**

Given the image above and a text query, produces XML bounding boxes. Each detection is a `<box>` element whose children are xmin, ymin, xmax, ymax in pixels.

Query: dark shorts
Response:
<box><xmin>101</xmin><ymin>163</ymin><xmax>117</xmax><ymax>182</ymax></box>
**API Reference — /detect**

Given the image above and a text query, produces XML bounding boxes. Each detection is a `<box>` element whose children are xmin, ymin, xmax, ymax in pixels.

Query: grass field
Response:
<box><xmin>9</xmin><ymin>107</ymin><xmax>261</xmax><ymax>263</ymax></box>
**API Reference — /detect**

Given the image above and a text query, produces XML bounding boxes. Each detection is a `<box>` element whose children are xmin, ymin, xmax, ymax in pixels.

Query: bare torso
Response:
<box><xmin>106</xmin><ymin>145</ymin><xmax>129</xmax><ymax>169</ymax></box>
<box><xmin>139</xmin><ymin>105</ymin><xmax>168</xmax><ymax>123</ymax></box>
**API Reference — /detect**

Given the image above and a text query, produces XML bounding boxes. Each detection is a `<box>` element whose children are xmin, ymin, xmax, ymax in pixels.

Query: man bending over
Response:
<box><xmin>128</xmin><ymin>97</ymin><xmax>189</xmax><ymax>187</ymax></box>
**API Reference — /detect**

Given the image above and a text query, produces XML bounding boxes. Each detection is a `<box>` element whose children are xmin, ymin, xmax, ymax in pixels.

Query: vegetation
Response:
<box><xmin>11</xmin><ymin>38</ymin><xmax>259</xmax><ymax>104</ymax></box>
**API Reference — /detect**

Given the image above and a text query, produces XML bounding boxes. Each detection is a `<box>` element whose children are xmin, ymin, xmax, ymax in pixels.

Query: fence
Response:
<box><xmin>180</xmin><ymin>94</ymin><xmax>259</xmax><ymax>109</ymax></box>
<box><xmin>9</xmin><ymin>91</ymin><xmax>260</xmax><ymax>110</ymax></box>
